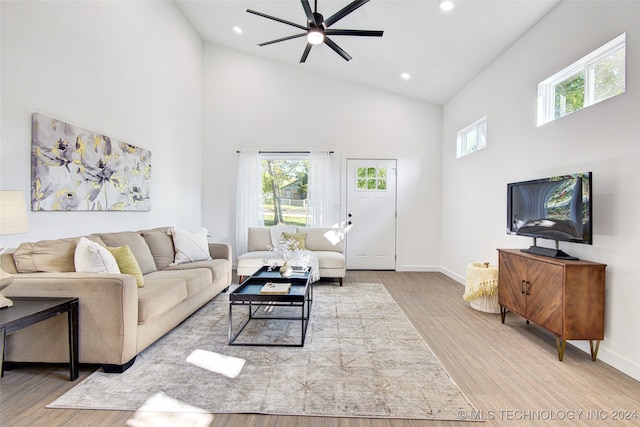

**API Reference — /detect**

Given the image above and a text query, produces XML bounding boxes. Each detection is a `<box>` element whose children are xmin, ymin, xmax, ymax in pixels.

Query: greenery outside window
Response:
<box><xmin>456</xmin><ymin>116</ymin><xmax>487</xmax><ymax>158</ymax></box>
<box><xmin>261</xmin><ymin>155</ymin><xmax>309</xmax><ymax>226</ymax></box>
<box><xmin>537</xmin><ymin>33</ymin><xmax>626</xmax><ymax>126</ymax></box>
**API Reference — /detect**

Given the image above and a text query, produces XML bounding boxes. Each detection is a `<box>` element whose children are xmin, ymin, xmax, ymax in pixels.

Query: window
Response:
<box><xmin>456</xmin><ymin>116</ymin><xmax>487</xmax><ymax>158</ymax></box>
<box><xmin>537</xmin><ymin>33</ymin><xmax>626</xmax><ymax>126</ymax></box>
<box><xmin>261</xmin><ymin>156</ymin><xmax>309</xmax><ymax>226</ymax></box>
<box><xmin>356</xmin><ymin>166</ymin><xmax>387</xmax><ymax>190</ymax></box>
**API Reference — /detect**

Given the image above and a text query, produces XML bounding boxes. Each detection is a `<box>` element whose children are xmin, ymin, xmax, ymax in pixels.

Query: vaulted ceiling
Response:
<box><xmin>176</xmin><ymin>0</ymin><xmax>560</xmax><ymax>105</ymax></box>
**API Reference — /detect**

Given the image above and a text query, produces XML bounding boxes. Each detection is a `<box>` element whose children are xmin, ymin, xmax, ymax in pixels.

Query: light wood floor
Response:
<box><xmin>1</xmin><ymin>271</ymin><xmax>638</xmax><ymax>426</ymax></box>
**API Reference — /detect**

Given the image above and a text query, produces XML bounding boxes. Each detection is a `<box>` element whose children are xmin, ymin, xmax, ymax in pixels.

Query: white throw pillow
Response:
<box><xmin>74</xmin><ymin>237</ymin><xmax>121</xmax><ymax>274</ymax></box>
<box><xmin>169</xmin><ymin>227</ymin><xmax>212</xmax><ymax>265</ymax></box>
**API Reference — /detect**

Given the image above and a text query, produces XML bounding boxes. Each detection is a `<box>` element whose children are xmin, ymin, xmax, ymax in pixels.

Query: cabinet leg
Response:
<box><xmin>555</xmin><ymin>337</ymin><xmax>566</xmax><ymax>361</ymax></box>
<box><xmin>590</xmin><ymin>340</ymin><xmax>601</xmax><ymax>361</ymax></box>
<box><xmin>500</xmin><ymin>306</ymin><xmax>507</xmax><ymax>323</ymax></box>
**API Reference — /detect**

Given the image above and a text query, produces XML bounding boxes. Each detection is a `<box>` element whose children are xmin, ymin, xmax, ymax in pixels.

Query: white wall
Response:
<box><xmin>0</xmin><ymin>0</ymin><xmax>203</xmax><ymax>249</ymax></box>
<box><xmin>201</xmin><ymin>44</ymin><xmax>443</xmax><ymax>270</ymax></box>
<box><xmin>441</xmin><ymin>1</ymin><xmax>640</xmax><ymax>380</ymax></box>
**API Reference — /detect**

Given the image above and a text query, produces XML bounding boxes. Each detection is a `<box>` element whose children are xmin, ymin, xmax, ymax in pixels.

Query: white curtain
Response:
<box><xmin>306</xmin><ymin>151</ymin><xmax>332</xmax><ymax>227</ymax></box>
<box><xmin>236</xmin><ymin>151</ymin><xmax>263</xmax><ymax>256</ymax></box>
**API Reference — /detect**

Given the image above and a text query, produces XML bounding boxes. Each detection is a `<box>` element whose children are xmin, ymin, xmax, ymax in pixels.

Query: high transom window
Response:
<box><xmin>456</xmin><ymin>116</ymin><xmax>487</xmax><ymax>159</ymax></box>
<box><xmin>537</xmin><ymin>33</ymin><xmax>626</xmax><ymax>126</ymax></box>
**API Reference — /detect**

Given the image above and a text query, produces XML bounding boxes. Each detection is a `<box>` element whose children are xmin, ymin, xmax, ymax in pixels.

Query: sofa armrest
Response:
<box><xmin>1</xmin><ymin>252</ymin><xmax>18</xmax><ymax>274</ymax></box>
<box><xmin>209</xmin><ymin>242</ymin><xmax>232</xmax><ymax>263</ymax></box>
<box><xmin>3</xmin><ymin>272</ymin><xmax>139</xmax><ymax>366</ymax></box>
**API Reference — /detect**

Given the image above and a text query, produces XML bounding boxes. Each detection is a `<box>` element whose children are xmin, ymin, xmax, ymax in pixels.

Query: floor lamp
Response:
<box><xmin>0</xmin><ymin>191</ymin><xmax>30</xmax><ymax>308</ymax></box>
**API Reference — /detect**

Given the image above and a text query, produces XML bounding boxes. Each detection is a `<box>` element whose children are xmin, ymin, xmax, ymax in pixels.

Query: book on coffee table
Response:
<box><xmin>260</xmin><ymin>282</ymin><xmax>291</xmax><ymax>295</ymax></box>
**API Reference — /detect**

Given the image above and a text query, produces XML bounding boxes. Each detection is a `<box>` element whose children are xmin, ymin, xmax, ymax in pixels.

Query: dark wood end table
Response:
<box><xmin>0</xmin><ymin>297</ymin><xmax>79</xmax><ymax>381</ymax></box>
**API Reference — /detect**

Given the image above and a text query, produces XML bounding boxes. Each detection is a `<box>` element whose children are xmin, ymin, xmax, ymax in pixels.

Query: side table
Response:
<box><xmin>0</xmin><ymin>297</ymin><xmax>79</xmax><ymax>381</ymax></box>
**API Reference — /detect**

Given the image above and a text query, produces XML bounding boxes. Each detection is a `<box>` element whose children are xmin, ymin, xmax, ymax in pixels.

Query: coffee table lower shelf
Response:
<box><xmin>228</xmin><ymin>299</ymin><xmax>311</xmax><ymax>347</ymax></box>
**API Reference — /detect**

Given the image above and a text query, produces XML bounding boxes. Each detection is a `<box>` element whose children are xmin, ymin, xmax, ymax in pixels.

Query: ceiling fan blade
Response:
<box><xmin>247</xmin><ymin>9</ymin><xmax>308</xmax><ymax>31</ymax></box>
<box><xmin>324</xmin><ymin>0</ymin><xmax>370</xmax><ymax>28</ymax></box>
<box><xmin>258</xmin><ymin>33</ymin><xmax>307</xmax><ymax>47</ymax></box>
<box><xmin>300</xmin><ymin>0</ymin><xmax>317</xmax><ymax>26</ymax></box>
<box><xmin>324</xmin><ymin>37</ymin><xmax>352</xmax><ymax>61</ymax></box>
<box><xmin>325</xmin><ymin>29</ymin><xmax>383</xmax><ymax>37</ymax></box>
<box><xmin>300</xmin><ymin>43</ymin><xmax>313</xmax><ymax>63</ymax></box>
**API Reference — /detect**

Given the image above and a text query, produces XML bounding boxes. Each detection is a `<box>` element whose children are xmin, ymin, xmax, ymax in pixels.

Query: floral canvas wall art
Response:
<box><xmin>31</xmin><ymin>113</ymin><xmax>151</xmax><ymax>211</ymax></box>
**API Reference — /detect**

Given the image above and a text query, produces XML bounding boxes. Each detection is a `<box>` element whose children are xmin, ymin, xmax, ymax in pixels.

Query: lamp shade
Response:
<box><xmin>0</xmin><ymin>191</ymin><xmax>30</xmax><ymax>235</ymax></box>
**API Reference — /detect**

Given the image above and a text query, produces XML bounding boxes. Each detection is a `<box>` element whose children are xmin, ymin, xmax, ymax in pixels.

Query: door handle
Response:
<box><xmin>525</xmin><ymin>281</ymin><xmax>531</xmax><ymax>296</ymax></box>
<box><xmin>521</xmin><ymin>280</ymin><xmax>526</xmax><ymax>294</ymax></box>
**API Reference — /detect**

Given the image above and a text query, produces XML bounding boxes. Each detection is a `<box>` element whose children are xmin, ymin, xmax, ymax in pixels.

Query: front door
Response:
<box><xmin>345</xmin><ymin>159</ymin><xmax>397</xmax><ymax>270</ymax></box>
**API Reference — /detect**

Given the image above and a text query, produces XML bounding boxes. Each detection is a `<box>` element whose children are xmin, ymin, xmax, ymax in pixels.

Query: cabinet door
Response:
<box><xmin>498</xmin><ymin>252</ymin><xmax>527</xmax><ymax>316</ymax></box>
<box><xmin>525</xmin><ymin>261</ymin><xmax>563</xmax><ymax>335</ymax></box>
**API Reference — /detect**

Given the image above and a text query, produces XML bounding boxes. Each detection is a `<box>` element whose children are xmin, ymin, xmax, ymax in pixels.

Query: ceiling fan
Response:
<box><xmin>247</xmin><ymin>0</ymin><xmax>383</xmax><ymax>63</ymax></box>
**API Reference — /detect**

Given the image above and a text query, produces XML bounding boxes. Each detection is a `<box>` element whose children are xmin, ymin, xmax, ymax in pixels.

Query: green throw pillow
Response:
<box><xmin>281</xmin><ymin>232</ymin><xmax>307</xmax><ymax>250</ymax></box>
<box><xmin>108</xmin><ymin>245</ymin><xmax>145</xmax><ymax>288</ymax></box>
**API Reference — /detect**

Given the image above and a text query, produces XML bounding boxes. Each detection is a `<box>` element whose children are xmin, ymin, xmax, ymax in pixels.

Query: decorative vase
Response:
<box><xmin>279</xmin><ymin>263</ymin><xmax>293</xmax><ymax>278</ymax></box>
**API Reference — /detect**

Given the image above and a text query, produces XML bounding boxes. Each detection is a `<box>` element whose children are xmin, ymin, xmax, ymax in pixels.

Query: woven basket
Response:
<box><xmin>465</xmin><ymin>262</ymin><xmax>500</xmax><ymax>314</ymax></box>
<box><xmin>470</xmin><ymin>294</ymin><xmax>500</xmax><ymax>313</ymax></box>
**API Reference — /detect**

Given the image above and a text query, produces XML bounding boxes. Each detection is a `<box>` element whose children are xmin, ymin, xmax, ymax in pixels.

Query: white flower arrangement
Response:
<box><xmin>262</xmin><ymin>237</ymin><xmax>312</xmax><ymax>272</ymax></box>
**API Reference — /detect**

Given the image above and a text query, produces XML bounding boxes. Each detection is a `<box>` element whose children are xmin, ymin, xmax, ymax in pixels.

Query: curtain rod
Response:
<box><xmin>236</xmin><ymin>150</ymin><xmax>333</xmax><ymax>154</ymax></box>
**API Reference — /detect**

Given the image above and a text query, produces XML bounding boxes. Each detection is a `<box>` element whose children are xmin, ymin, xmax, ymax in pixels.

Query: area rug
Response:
<box><xmin>48</xmin><ymin>283</ymin><xmax>477</xmax><ymax>420</ymax></box>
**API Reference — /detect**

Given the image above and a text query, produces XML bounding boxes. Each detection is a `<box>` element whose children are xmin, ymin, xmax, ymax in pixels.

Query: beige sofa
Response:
<box><xmin>236</xmin><ymin>227</ymin><xmax>345</xmax><ymax>285</ymax></box>
<box><xmin>1</xmin><ymin>226</ymin><xmax>232</xmax><ymax>373</ymax></box>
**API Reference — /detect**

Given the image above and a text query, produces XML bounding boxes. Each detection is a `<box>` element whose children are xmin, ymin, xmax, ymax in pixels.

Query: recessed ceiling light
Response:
<box><xmin>233</xmin><ymin>26</ymin><xmax>243</xmax><ymax>34</ymax></box>
<box><xmin>439</xmin><ymin>0</ymin><xmax>454</xmax><ymax>11</ymax></box>
<box><xmin>401</xmin><ymin>73</ymin><xmax>411</xmax><ymax>80</ymax></box>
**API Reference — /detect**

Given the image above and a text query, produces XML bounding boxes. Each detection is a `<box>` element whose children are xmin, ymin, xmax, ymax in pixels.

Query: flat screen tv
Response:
<box><xmin>507</xmin><ymin>172</ymin><xmax>592</xmax><ymax>260</ymax></box>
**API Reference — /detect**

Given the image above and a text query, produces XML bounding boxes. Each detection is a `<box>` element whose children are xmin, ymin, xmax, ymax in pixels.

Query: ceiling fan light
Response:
<box><xmin>439</xmin><ymin>0</ymin><xmax>454</xmax><ymax>11</ymax></box>
<box><xmin>307</xmin><ymin>29</ymin><xmax>324</xmax><ymax>45</ymax></box>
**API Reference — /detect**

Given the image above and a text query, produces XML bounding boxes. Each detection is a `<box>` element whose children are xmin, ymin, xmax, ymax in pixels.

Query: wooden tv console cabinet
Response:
<box><xmin>497</xmin><ymin>249</ymin><xmax>606</xmax><ymax>361</ymax></box>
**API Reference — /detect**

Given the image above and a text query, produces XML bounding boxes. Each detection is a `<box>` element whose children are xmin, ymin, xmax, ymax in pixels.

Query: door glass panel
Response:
<box><xmin>356</xmin><ymin>166</ymin><xmax>387</xmax><ymax>191</ymax></box>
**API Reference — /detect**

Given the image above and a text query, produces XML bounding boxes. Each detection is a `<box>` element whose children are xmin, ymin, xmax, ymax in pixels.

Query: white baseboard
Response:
<box><xmin>439</xmin><ymin>266</ymin><xmax>465</xmax><ymax>285</ymax></box>
<box><xmin>575</xmin><ymin>343</ymin><xmax>640</xmax><ymax>382</ymax></box>
<box><xmin>395</xmin><ymin>265</ymin><xmax>441</xmax><ymax>272</ymax></box>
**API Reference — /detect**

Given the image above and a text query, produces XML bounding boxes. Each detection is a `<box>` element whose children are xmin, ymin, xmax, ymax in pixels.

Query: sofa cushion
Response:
<box><xmin>13</xmin><ymin>235</ymin><xmax>105</xmax><ymax>273</ymax></box>
<box><xmin>169</xmin><ymin>227</ymin><xmax>212</xmax><ymax>265</ymax></box>
<box><xmin>140</xmin><ymin>227</ymin><xmax>175</xmax><ymax>270</ymax></box>
<box><xmin>74</xmin><ymin>237</ymin><xmax>121</xmax><ymax>274</ymax></box>
<box><xmin>150</xmin><ymin>268</ymin><xmax>212</xmax><ymax>297</ymax></box>
<box><xmin>297</xmin><ymin>227</ymin><xmax>345</xmax><ymax>252</ymax></box>
<box><xmin>315</xmin><ymin>251</ymin><xmax>347</xmax><ymax>269</ymax></box>
<box><xmin>237</xmin><ymin>251</ymin><xmax>273</xmax><ymax>268</ymax></box>
<box><xmin>247</xmin><ymin>227</ymin><xmax>272</xmax><ymax>252</ymax></box>
<box><xmin>136</xmin><ymin>275</ymin><xmax>188</xmax><ymax>324</ymax></box>
<box><xmin>98</xmin><ymin>232</ymin><xmax>157</xmax><ymax>275</ymax></box>
<box><xmin>281</xmin><ymin>232</ymin><xmax>307</xmax><ymax>250</ymax></box>
<box><xmin>108</xmin><ymin>245</ymin><xmax>144</xmax><ymax>288</ymax></box>
<box><xmin>164</xmin><ymin>259</ymin><xmax>228</xmax><ymax>290</ymax></box>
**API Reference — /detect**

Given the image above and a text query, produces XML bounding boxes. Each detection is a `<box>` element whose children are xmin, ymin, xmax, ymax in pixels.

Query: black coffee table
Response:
<box><xmin>0</xmin><ymin>297</ymin><xmax>79</xmax><ymax>381</ymax></box>
<box><xmin>228</xmin><ymin>266</ymin><xmax>312</xmax><ymax>347</ymax></box>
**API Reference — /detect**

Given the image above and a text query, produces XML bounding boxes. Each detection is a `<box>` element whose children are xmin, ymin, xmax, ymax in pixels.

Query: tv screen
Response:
<box><xmin>507</xmin><ymin>172</ymin><xmax>592</xmax><ymax>248</ymax></box>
